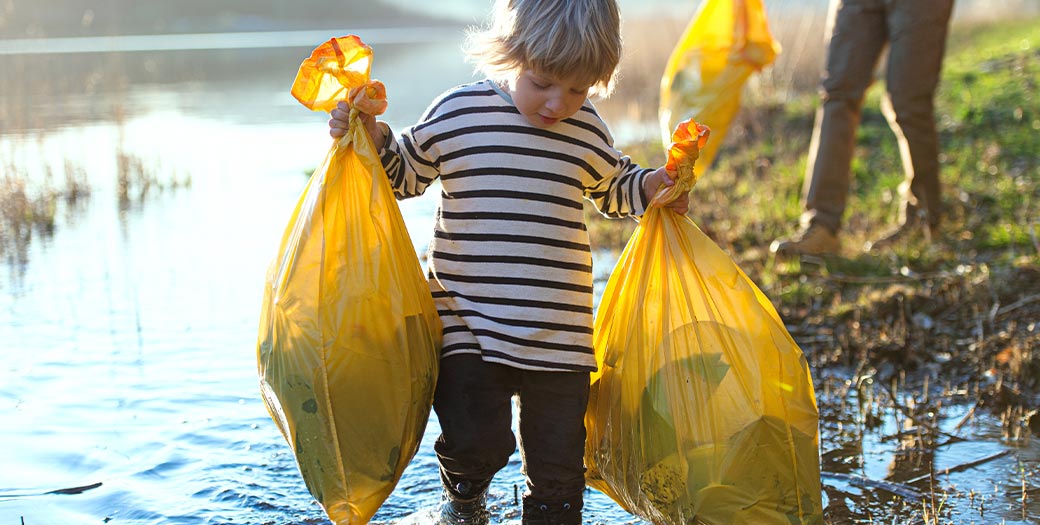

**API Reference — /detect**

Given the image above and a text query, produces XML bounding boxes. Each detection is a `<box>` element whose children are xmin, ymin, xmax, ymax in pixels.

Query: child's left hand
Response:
<box><xmin>643</xmin><ymin>167</ymin><xmax>690</xmax><ymax>214</ymax></box>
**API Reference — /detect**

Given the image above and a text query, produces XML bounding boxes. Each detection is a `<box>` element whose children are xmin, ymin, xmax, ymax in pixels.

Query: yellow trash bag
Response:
<box><xmin>659</xmin><ymin>0</ymin><xmax>781</xmax><ymax>172</ymax></box>
<box><xmin>256</xmin><ymin>35</ymin><xmax>441</xmax><ymax>525</ymax></box>
<box><xmin>585</xmin><ymin>119</ymin><xmax>822</xmax><ymax>525</ymax></box>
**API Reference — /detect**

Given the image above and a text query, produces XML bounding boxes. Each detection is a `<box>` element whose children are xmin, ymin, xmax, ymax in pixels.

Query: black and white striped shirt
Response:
<box><xmin>380</xmin><ymin>80</ymin><xmax>653</xmax><ymax>372</ymax></box>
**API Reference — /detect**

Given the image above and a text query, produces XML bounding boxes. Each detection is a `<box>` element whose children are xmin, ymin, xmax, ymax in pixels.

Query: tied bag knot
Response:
<box><xmin>654</xmin><ymin>120</ymin><xmax>711</xmax><ymax>207</ymax></box>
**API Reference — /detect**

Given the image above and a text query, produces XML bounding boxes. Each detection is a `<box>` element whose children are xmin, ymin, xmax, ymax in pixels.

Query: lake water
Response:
<box><xmin>2</xmin><ymin>19</ymin><xmax>1039</xmax><ymax>525</ymax></box>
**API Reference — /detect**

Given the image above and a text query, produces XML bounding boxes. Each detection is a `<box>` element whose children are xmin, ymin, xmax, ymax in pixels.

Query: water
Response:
<box><xmin>2</xmin><ymin>17</ymin><xmax>1039</xmax><ymax>525</ymax></box>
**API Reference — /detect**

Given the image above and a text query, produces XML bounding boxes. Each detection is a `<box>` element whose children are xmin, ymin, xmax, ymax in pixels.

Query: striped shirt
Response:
<box><xmin>380</xmin><ymin>80</ymin><xmax>653</xmax><ymax>372</ymax></box>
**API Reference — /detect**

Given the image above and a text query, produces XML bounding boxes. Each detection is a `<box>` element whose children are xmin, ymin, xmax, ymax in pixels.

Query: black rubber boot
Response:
<box><xmin>437</xmin><ymin>479</ymin><xmax>490</xmax><ymax>525</ymax></box>
<box><xmin>521</xmin><ymin>496</ymin><xmax>582</xmax><ymax>525</ymax></box>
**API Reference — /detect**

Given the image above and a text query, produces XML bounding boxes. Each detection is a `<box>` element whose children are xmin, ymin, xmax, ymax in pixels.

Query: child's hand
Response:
<box><xmin>329</xmin><ymin>101</ymin><xmax>386</xmax><ymax>146</ymax></box>
<box><xmin>328</xmin><ymin>100</ymin><xmax>352</xmax><ymax>138</ymax></box>
<box><xmin>643</xmin><ymin>167</ymin><xmax>690</xmax><ymax>214</ymax></box>
<box><xmin>328</xmin><ymin>81</ymin><xmax>387</xmax><ymax>147</ymax></box>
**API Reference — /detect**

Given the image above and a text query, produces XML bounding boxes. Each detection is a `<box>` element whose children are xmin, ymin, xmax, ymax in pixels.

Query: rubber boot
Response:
<box><xmin>521</xmin><ymin>495</ymin><xmax>582</xmax><ymax>525</ymax></box>
<box><xmin>437</xmin><ymin>479</ymin><xmax>490</xmax><ymax>525</ymax></box>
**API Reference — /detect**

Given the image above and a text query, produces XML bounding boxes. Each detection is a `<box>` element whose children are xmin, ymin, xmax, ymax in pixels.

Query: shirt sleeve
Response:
<box><xmin>379</xmin><ymin>119</ymin><xmax>441</xmax><ymax>200</ymax></box>
<box><xmin>583</xmin><ymin>141</ymin><xmax>654</xmax><ymax>219</ymax></box>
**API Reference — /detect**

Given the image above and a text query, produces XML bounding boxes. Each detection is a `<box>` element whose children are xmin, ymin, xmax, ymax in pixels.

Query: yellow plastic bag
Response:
<box><xmin>256</xmin><ymin>35</ymin><xmax>441</xmax><ymax>525</ymax></box>
<box><xmin>585</xmin><ymin>120</ymin><xmax>822</xmax><ymax>525</ymax></box>
<box><xmin>659</xmin><ymin>0</ymin><xmax>781</xmax><ymax>172</ymax></box>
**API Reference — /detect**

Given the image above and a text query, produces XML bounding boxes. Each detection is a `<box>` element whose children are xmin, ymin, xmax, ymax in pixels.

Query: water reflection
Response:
<box><xmin>814</xmin><ymin>371</ymin><xmax>1040</xmax><ymax>524</ymax></box>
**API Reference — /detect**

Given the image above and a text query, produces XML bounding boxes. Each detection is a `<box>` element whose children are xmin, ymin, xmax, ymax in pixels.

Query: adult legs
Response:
<box><xmin>882</xmin><ymin>0</ymin><xmax>953</xmax><ymax>229</ymax></box>
<box><xmin>801</xmin><ymin>0</ymin><xmax>889</xmax><ymax>234</ymax></box>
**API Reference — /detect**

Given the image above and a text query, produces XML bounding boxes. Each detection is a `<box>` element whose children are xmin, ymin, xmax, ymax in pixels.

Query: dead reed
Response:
<box><xmin>115</xmin><ymin>147</ymin><xmax>192</xmax><ymax>209</ymax></box>
<box><xmin>0</xmin><ymin>156</ymin><xmax>91</xmax><ymax>262</ymax></box>
<box><xmin>1</xmin><ymin>132</ymin><xmax>189</xmax><ymax>263</ymax></box>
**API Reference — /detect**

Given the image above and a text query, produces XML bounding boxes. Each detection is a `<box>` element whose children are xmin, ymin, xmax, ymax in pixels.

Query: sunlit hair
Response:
<box><xmin>464</xmin><ymin>0</ymin><xmax>622</xmax><ymax>98</ymax></box>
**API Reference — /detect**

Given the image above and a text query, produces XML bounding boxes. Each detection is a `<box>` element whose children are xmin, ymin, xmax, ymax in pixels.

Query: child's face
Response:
<box><xmin>509</xmin><ymin>70</ymin><xmax>591</xmax><ymax>128</ymax></box>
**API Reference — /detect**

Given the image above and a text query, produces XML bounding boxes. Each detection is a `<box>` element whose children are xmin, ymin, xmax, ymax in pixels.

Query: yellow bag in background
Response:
<box><xmin>585</xmin><ymin>120</ymin><xmax>822</xmax><ymax>525</ymax></box>
<box><xmin>659</xmin><ymin>0</ymin><xmax>781</xmax><ymax>172</ymax></box>
<box><xmin>256</xmin><ymin>36</ymin><xmax>441</xmax><ymax>525</ymax></box>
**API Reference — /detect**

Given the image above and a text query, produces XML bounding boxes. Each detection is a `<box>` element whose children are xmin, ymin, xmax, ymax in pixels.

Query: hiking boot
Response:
<box><xmin>864</xmin><ymin>220</ymin><xmax>934</xmax><ymax>253</ymax></box>
<box><xmin>436</xmin><ymin>481</ymin><xmax>490</xmax><ymax>525</ymax></box>
<box><xmin>770</xmin><ymin>223</ymin><xmax>840</xmax><ymax>257</ymax></box>
<box><xmin>521</xmin><ymin>497</ymin><xmax>582</xmax><ymax>525</ymax></box>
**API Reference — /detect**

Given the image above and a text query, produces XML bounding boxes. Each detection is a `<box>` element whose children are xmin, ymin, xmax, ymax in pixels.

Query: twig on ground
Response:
<box><xmin>951</xmin><ymin>400</ymin><xmax>979</xmax><ymax>434</ymax></box>
<box><xmin>904</xmin><ymin>450</ymin><xmax>1012</xmax><ymax>485</ymax></box>
<box><xmin>821</xmin><ymin>471</ymin><xmax>924</xmax><ymax>500</ymax></box>
<box><xmin>994</xmin><ymin>294</ymin><xmax>1040</xmax><ymax>318</ymax></box>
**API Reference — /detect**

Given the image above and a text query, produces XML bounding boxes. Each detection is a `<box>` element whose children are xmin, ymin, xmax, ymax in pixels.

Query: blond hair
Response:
<box><xmin>464</xmin><ymin>0</ymin><xmax>622</xmax><ymax>97</ymax></box>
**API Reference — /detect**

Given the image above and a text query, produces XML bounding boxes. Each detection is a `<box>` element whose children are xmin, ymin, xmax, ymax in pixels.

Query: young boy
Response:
<box><xmin>329</xmin><ymin>1</ymin><xmax>687</xmax><ymax>523</ymax></box>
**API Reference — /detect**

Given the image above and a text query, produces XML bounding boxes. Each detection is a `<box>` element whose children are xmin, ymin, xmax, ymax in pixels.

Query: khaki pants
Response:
<box><xmin>433</xmin><ymin>354</ymin><xmax>590</xmax><ymax>504</ymax></box>
<box><xmin>801</xmin><ymin>0</ymin><xmax>953</xmax><ymax>233</ymax></box>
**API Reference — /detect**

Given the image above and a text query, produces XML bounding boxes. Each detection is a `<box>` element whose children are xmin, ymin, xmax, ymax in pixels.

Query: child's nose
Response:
<box><xmin>545</xmin><ymin>96</ymin><xmax>565</xmax><ymax>114</ymax></box>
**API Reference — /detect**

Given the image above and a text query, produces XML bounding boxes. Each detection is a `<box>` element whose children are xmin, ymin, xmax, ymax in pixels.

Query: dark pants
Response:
<box><xmin>802</xmin><ymin>0</ymin><xmax>953</xmax><ymax>233</ymax></box>
<box><xmin>433</xmin><ymin>354</ymin><xmax>590</xmax><ymax>504</ymax></box>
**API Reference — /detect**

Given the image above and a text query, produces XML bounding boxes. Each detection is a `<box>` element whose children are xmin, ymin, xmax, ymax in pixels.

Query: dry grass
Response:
<box><xmin>115</xmin><ymin>147</ymin><xmax>192</xmax><ymax>209</ymax></box>
<box><xmin>0</xmin><ymin>125</ymin><xmax>189</xmax><ymax>263</ymax></box>
<box><xmin>0</xmin><ymin>156</ymin><xmax>90</xmax><ymax>263</ymax></box>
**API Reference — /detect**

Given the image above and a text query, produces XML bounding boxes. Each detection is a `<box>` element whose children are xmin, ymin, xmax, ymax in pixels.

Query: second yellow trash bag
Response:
<box><xmin>658</xmin><ymin>0</ymin><xmax>781</xmax><ymax>173</ymax></box>
<box><xmin>585</xmin><ymin>119</ymin><xmax>822</xmax><ymax>525</ymax></box>
<box><xmin>256</xmin><ymin>36</ymin><xmax>441</xmax><ymax>525</ymax></box>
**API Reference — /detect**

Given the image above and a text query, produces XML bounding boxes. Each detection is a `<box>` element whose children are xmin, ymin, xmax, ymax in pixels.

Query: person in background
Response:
<box><xmin>771</xmin><ymin>0</ymin><xmax>955</xmax><ymax>257</ymax></box>
<box><xmin>329</xmin><ymin>0</ymin><xmax>689</xmax><ymax>523</ymax></box>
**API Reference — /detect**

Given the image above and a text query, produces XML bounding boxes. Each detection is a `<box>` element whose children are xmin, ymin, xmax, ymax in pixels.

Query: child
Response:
<box><xmin>329</xmin><ymin>1</ymin><xmax>688</xmax><ymax>523</ymax></box>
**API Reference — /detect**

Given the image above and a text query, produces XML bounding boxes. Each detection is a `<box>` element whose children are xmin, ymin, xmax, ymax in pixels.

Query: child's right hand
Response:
<box><xmin>329</xmin><ymin>81</ymin><xmax>388</xmax><ymax>147</ymax></box>
<box><xmin>328</xmin><ymin>101</ymin><xmax>353</xmax><ymax>138</ymax></box>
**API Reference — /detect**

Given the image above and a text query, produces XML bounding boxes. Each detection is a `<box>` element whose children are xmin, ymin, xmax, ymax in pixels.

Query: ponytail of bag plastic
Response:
<box><xmin>584</xmin><ymin>119</ymin><xmax>823</xmax><ymax>525</ymax></box>
<box><xmin>659</xmin><ymin>0</ymin><xmax>781</xmax><ymax>173</ymax></box>
<box><xmin>256</xmin><ymin>36</ymin><xmax>441</xmax><ymax>525</ymax></box>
